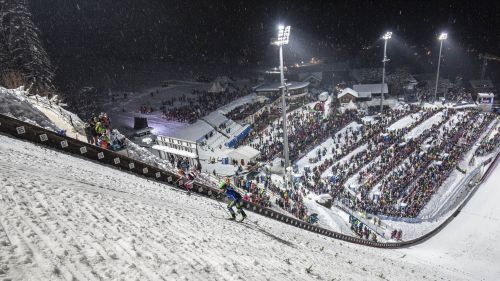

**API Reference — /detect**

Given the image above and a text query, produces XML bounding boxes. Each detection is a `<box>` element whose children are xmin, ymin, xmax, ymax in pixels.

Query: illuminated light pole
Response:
<box><xmin>277</xmin><ymin>25</ymin><xmax>291</xmax><ymax>189</ymax></box>
<box><xmin>380</xmin><ymin>31</ymin><xmax>392</xmax><ymax>113</ymax></box>
<box><xmin>434</xmin><ymin>32</ymin><xmax>447</xmax><ymax>102</ymax></box>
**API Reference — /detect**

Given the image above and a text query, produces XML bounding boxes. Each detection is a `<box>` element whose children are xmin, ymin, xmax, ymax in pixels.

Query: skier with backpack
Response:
<box><xmin>218</xmin><ymin>177</ymin><xmax>247</xmax><ymax>222</ymax></box>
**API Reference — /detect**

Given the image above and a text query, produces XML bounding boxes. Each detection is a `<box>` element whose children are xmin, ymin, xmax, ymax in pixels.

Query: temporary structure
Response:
<box><xmin>208</xmin><ymin>81</ymin><xmax>225</xmax><ymax>93</ymax></box>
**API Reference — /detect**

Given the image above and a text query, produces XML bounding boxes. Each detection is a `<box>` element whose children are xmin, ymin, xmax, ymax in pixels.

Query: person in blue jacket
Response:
<box><xmin>218</xmin><ymin>177</ymin><xmax>247</xmax><ymax>221</ymax></box>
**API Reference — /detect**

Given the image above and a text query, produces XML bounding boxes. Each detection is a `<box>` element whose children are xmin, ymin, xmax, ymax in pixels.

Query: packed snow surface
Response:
<box><xmin>403</xmin><ymin>159</ymin><xmax>500</xmax><ymax>281</ymax></box>
<box><xmin>3</xmin><ymin>135</ymin><xmax>499</xmax><ymax>280</ymax></box>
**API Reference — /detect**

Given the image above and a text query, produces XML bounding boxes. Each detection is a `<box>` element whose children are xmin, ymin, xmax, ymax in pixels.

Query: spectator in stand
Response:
<box><xmin>84</xmin><ymin>122</ymin><xmax>94</xmax><ymax>144</ymax></box>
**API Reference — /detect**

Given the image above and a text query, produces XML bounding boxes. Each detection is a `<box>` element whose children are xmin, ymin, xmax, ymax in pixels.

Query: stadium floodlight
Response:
<box><xmin>276</xmin><ymin>24</ymin><xmax>291</xmax><ymax>189</ymax></box>
<box><xmin>277</xmin><ymin>25</ymin><xmax>291</xmax><ymax>46</ymax></box>
<box><xmin>379</xmin><ymin>31</ymin><xmax>392</xmax><ymax>113</ymax></box>
<box><xmin>434</xmin><ymin>32</ymin><xmax>448</xmax><ymax>101</ymax></box>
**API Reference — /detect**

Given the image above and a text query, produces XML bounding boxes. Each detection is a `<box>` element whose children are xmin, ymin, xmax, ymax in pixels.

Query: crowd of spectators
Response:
<box><xmin>160</xmin><ymin>86</ymin><xmax>252</xmax><ymax>123</ymax></box>
<box><xmin>475</xmin><ymin>126</ymin><xmax>499</xmax><ymax>156</ymax></box>
<box><xmin>338</xmin><ymin>110</ymin><xmax>495</xmax><ymax>218</ymax></box>
<box><xmin>268</xmin><ymin>182</ymin><xmax>308</xmax><ymax>221</ymax></box>
<box><xmin>83</xmin><ymin>112</ymin><xmax>124</xmax><ymax>151</ymax></box>
<box><xmin>415</xmin><ymin>84</ymin><xmax>474</xmax><ymax>104</ymax></box>
<box><xmin>232</xmin><ymin>176</ymin><xmax>272</xmax><ymax>208</ymax></box>
<box><xmin>248</xmin><ymin>108</ymin><xmax>362</xmax><ymax>163</ymax></box>
<box><xmin>349</xmin><ymin>215</ymin><xmax>378</xmax><ymax>241</ymax></box>
<box><xmin>301</xmin><ymin>106</ymin><xmax>425</xmax><ymax>199</ymax></box>
<box><xmin>226</xmin><ymin>101</ymin><xmax>267</xmax><ymax>121</ymax></box>
<box><xmin>225</xmin><ymin>92</ymin><xmax>282</xmax><ymax>122</ymax></box>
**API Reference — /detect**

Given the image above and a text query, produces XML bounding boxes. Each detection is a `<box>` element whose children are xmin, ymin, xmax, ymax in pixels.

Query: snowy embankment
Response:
<box><xmin>404</xmin><ymin>111</ymin><xmax>444</xmax><ymax>140</ymax></box>
<box><xmin>403</xmin><ymin>157</ymin><xmax>500</xmax><ymax>281</ymax></box>
<box><xmin>1</xmin><ymin>86</ymin><xmax>87</xmax><ymax>139</ymax></box>
<box><xmin>0</xmin><ymin>87</ymin><xmax>58</xmax><ymax>131</ymax></box>
<box><xmin>0</xmin><ymin>134</ymin><xmax>478</xmax><ymax>281</ymax></box>
<box><xmin>303</xmin><ymin>194</ymin><xmax>352</xmax><ymax>235</ymax></box>
<box><xmin>387</xmin><ymin>112</ymin><xmax>421</xmax><ymax>131</ymax></box>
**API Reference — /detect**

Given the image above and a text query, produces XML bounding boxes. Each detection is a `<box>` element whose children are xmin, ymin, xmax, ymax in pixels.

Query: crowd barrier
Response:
<box><xmin>0</xmin><ymin>113</ymin><xmax>498</xmax><ymax>249</ymax></box>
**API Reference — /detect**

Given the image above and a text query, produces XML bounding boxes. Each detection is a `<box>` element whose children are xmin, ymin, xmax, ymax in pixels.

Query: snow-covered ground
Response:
<box><xmin>402</xmin><ymin>158</ymin><xmax>500</xmax><ymax>281</ymax></box>
<box><xmin>99</xmin><ymin>79</ymin><xmax>253</xmax><ymax>137</ymax></box>
<box><xmin>101</xmin><ymin>82</ymin><xmax>204</xmax><ymax>136</ymax></box>
<box><xmin>387</xmin><ymin>112</ymin><xmax>421</xmax><ymax>131</ymax></box>
<box><xmin>2</xmin><ymin>133</ymin><xmax>499</xmax><ymax>280</ymax></box>
<box><xmin>404</xmin><ymin>111</ymin><xmax>444</xmax><ymax>140</ymax></box>
<box><xmin>303</xmin><ymin>194</ymin><xmax>353</xmax><ymax>236</ymax></box>
<box><xmin>2</xmin><ymin>87</ymin><xmax>499</xmax><ymax>280</ymax></box>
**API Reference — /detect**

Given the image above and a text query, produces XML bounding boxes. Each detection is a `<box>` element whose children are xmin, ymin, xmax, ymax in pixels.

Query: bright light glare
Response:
<box><xmin>382</xmin><ymin>31</ymin><xmax>392</xmax><ymax>40</ymax></box>
<box><xmin>277</xmin><ymin>25</ymin><xmax>291</xmax><ymax>45</ymax></box>
<box><xmin>439</xmin><ymin>32</ymin><xmax>448</xmax><ymax>40</ymax></box>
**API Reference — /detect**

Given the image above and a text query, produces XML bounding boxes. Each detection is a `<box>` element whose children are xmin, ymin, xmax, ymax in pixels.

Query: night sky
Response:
<box><xmin>27</xmin><ymin>0</ymin><xmax>500</xmax><ymax>88</ymax></box>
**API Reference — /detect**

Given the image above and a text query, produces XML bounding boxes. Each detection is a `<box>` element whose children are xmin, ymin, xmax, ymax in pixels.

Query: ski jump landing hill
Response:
<box><xmin>0</xmin><ymin>113</ymin><xmax>498</xmax><ymax>250</ymax></box>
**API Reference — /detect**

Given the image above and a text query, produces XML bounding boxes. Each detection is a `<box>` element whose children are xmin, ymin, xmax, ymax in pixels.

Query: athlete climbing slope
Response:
<box><xmin>218</xmin><ymin>177</ymin><xmax>247</xmax><ymax>222</ymax></box>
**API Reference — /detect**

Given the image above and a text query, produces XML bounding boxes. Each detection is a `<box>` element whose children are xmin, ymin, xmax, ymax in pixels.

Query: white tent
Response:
<box><xmin>318</xmin><ymin>92</ymin><xmax>329</xmax><ymax>102</ymax></box>
<box><xmin>345</xmin><ymin>100</ymin><xmax>358</xmax><ymax>110</ymax></box>
<box><xmin>208</xmin><ymin>81</ymin><xmax>225</xmax><ymax>93</ymax></box>
<box><xmin>227</xmin><ymin>145</ymin><xmax>260</xmax><ymax>165</ymax></box>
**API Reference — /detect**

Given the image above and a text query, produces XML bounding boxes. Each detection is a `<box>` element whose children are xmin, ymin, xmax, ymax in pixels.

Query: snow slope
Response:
<box><xmin>0</xmin><ymin>134</ymin><xmax>473</xmax><ymax>281</ymax></box>
<box><xmin>0</xmin><ymin>87</ymin><xmax>58</xmax><ymax>131</ymax></box>
<box><xmin>403</xmin><ymin>159</ymin><xmax>500</xmax><ymax>280</ymax></box>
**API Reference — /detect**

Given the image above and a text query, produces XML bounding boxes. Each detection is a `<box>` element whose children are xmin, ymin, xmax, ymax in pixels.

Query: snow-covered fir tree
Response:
<box><xmin>0</xmin><ymin>0</ymin><xmax>55</xmax><ymax>96</ymax></box>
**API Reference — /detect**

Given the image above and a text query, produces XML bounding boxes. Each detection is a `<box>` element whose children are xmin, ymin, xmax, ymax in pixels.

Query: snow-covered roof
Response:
<box><xmin>357</xmin><ymin>92</ymin><xmax>372</xmax><ymax>98</ymax></box>
<box><xmin>254</xmin><ymin>81</ymin><xmax>310</xmax><ymax>92</ymax></box>
<box><xmin>166</xmin><ymin>120</ymin><xmax>214</xmax><ymax>142</ymax></box>
<box><xmin>227</xmin><ymin>145</ymin><xmax>260</xmax><ymax>161</ymax></box>
<box><xmin>353</xmin><ymin>83</ymin><xmax>388</xmax><ymax>94</ymax></box>
<box><xmin>298</xmin><ymin>72</ymin><xmax>323</xmax><ymax>82</ymax></box>
<box><xmin>203</xmin><ymin>111</ymin><xmax>227</xmax><ymax>127</ymax></box>
<box><xmin>477</xmin><ymin>93</ymin><xmax>495</xmax><ymax>98</ymax></box>
<box><xmin>152</xmin><ymin>144</ymin><xmax>198</xmax><ymax>159</ymax></box>
<box><xmin>338</xmin><ymin>88</ymin><xmax>358</xmax><ymax>98</ymax></box>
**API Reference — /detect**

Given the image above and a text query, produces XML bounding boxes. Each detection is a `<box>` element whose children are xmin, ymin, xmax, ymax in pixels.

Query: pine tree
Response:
<box><xmin>0</xmin><ymin>0</ymin><xmax>55</xmax><ymax>96</ymax></box>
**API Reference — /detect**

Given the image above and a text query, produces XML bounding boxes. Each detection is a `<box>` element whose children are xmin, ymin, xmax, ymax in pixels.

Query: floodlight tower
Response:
<box><xmin>277</xmin><ymin>25</ymin><xmax>291</xmax><ymax>189</ymax></box>
<box><xmin>434</xmin><ymin>32</ymin><xmax>447</xmax><ymax>102</ymax></box>
<box><xmin>379</xmin><ymin>31</ymin><xmax>392</xmax><ymax>113</ymax></box>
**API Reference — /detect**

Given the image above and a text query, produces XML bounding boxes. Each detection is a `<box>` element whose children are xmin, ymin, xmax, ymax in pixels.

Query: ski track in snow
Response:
<box><xmin>0</xmin><ymin>134</ymin><xmax>473</xmax><ymax>281</ymax></box>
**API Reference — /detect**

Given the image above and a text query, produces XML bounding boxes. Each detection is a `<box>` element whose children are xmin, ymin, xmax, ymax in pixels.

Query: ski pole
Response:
<box><xmin>214</xmin><ymin>195</ymin><xmax>232</xmax><ymax>217</ymax></box>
